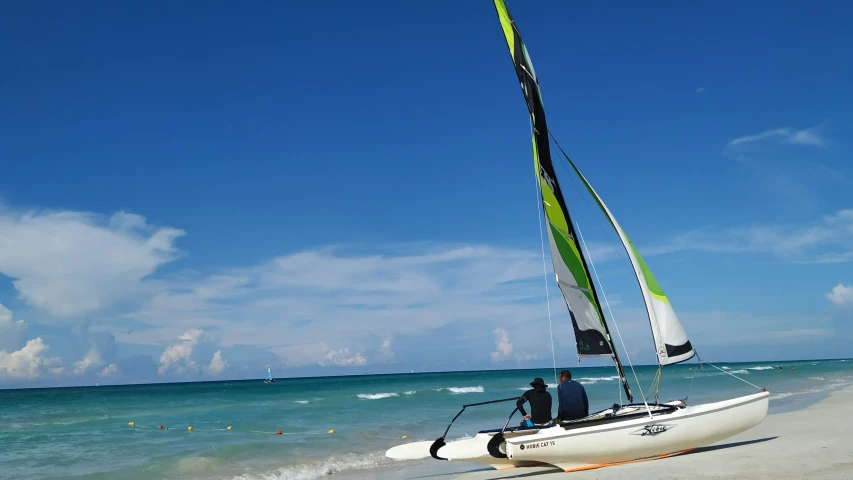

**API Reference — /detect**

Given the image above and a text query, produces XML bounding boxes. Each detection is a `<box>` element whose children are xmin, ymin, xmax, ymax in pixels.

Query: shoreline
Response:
<box><xmin>439</xmin><ymin>385</ymin><xmax>853</xmax><ymax>479</ymax></box>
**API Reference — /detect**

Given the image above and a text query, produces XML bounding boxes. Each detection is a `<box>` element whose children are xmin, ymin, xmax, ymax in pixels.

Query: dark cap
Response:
<box><xmin>530</xmin><ymin>377</ymin><xmax>546</xmax><ymax>387</ymax></box>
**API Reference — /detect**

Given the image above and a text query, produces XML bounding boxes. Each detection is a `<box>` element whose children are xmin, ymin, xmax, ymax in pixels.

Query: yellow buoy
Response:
<box><xmin>402</xmin><ymin>435</ymin><xmax>408</xmax><ymax>439</ymax></box>
<box><xmin>188</xmin><ymin>426</ymin><xmax>193</xmax><ymax>432</ymax></box>
<box><xmin>328</xmin><ymin>429</ymin><xmax>335</xmax><ymax>434</ymax></box>
<box><xmin>227</xmin><ymin>426</ymin><xmax>232</xmax><ymax>430</ymax></box>
<box><xmin>128</xmin><ymin>422</ymin><xmax>135</xmax><ymax>427</ymax></box>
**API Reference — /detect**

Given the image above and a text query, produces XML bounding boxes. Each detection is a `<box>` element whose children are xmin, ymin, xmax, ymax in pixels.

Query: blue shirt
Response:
<box><xmin>557</xmin><ymin>379</ymin><xmax>589</xmax><ymax>420</ymax></box>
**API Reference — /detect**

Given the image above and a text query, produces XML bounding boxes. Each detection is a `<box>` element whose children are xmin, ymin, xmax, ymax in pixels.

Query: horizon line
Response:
<box><xmin>1</xmin><ymin>355</ymin><xmax>848</xmax><ymax>392</ymax></box>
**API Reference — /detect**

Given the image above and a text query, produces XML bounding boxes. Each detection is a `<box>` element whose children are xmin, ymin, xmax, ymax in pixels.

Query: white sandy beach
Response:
<box><xmin>446</xmin><ymin>386</ymin><xmax>853</xmax><ymax>480</ymax></box>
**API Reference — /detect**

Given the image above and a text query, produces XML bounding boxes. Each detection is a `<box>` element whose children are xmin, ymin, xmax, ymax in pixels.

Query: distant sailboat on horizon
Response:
<box><xmin>264</xmin><ymin>363</ymin><xmax>275</xmax><ymax>383</ymax></box>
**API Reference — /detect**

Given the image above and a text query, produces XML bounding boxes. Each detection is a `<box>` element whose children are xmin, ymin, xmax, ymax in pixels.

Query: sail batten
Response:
<box><xmin>492</xmin><ymin>0</ymin><xmax>633</xmax><ymax>402</ymax></box>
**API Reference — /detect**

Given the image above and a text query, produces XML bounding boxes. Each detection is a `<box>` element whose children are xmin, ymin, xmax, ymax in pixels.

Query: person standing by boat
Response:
<box><xmin>555</xmin><ymin>370</ymin><xmax>588</xmax><ymax>421</ymax></box>
<box><xmin>517</xmin><ymin>377</ymin><xmax>552</xmax><ymax>426</ymax></box>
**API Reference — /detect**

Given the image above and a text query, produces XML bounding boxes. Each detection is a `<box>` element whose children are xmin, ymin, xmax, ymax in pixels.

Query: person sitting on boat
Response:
<box><xmin>517</xmin><ymin>377</ymin><xmax>552</xmax><ymax>426</ymax></box>
<box><xmin>555</xmin><ymin>370</ymin><xmax>588</xmax><ymax>422</ymax></box>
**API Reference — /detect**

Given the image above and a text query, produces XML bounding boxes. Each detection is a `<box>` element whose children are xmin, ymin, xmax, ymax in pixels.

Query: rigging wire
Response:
<box><xmin>576</xmin><ymin>222</ymin><xmax>654</xmax><ymax>418</ymax></box>
<box><xmin>547</xmin><ymin>131</ymin><xmax>657</xmax><ymax>402</ymax></box>
<box><xmin>548</xmin><ymin>134</ymin><xmax>633</xmax><ymax>275</ymax></box>
<box><xmin>645</xmin><ymin>367</ymin><xmax>663</xmax><ymax>404</ymax></box>
<box><xmin>544</xmin><ymin>132</ymin><xmax>764</xmax><ymax>402</ymax></box>
<box><xmin>531</xmin><ymin>121</ymin><xmax>559</xmax><ymax>388</ymax></box>
<box><xmin>701</xmin><ymin>357</ymin><xmax>764</xmax><ymax>391</ymax></box>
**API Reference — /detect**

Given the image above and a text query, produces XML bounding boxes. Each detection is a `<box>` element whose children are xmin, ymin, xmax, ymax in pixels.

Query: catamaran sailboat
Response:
<box><xmin>386</xmin><ymin>0</ymin><xmax>768</xmax><ymax>472</ymax></box>
<box><xmin>264</xmin><ymin>363</ymin><xmax>275</xmax><ymax>383</ymax></box>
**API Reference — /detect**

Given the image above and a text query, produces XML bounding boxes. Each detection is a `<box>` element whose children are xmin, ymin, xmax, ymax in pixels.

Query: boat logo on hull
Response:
<box><xmin>518</xmin><ymin>440</ymin><xmax>555</xmax><ymax>450</ymax></box>
<box><xmin>631</xmin><ymin>423</ymin><xmax>674</xmax><ymax>437</ymax></box>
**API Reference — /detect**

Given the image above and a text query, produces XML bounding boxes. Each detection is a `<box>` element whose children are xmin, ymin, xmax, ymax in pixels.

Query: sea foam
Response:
<box><xmin>231</xmin><ymin>452</ymin><xmax>390</xmax><ymax>480</ymax></box>
<box><xmin>437</xmin><ymin>386</ymin><xmax>484</xmax><ymax>394</ymax></box>
<box><xmin>357</xmin><ymin>393</ymin><xmax>399</xmax><ymax>400</ymax></box>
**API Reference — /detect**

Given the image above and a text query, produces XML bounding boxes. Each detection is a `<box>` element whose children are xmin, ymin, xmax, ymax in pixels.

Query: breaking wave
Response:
<box><xmin>516</xmin><ymin>376</ymin><xmax>620</xmax><ymax>390</ymax></box>
<box><xmin>746</xmin><ymin>366</ymin><xmax>775</xmax><ymax>371</ymax></box>
<box><xmin>577</xmin><ymin>376</ymin><xmax>621</xmax><ymax>385</ymax></box>
<box><xmin>769</xmin><ymin>377</ymin><xmax>851</xmax><ymax>402</ymax></box>
<box><xmin>403</xmin><ymin>390</ymin><xmax>416</xmax><ymax>395</ymax></box>
<box><xmin>437</xmin><ymin>386</ymin><xmax>484</xmax><ymax>394</ymax></box>
<box><xmin>357</xmin><ymin>393</ymin><xmax>398</xmax><ymax>400</ymax></box>
<box><xmin>231</xmin><ymin>451</ymin><xmax>391</xmax><ymax>480</ymax></box>
<box><xmin>294</xmin><ymin>400</ymin><xmax>309</xmax><ymax>404</ymax></box>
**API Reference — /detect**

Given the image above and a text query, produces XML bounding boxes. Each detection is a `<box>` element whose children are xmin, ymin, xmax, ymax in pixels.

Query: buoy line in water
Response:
<box><xmin>127</xmin><ymin>422</ymin><xmax>409</xmax><ymax>439</ymax></box>
<box><xmin>362</xmin><ymin>433</ymin><xmax>409</xmax><ymax>440</ymax></box>
<box><xmin>127</xmin><ymin>422</ymin><xmax>335</xmax><ymax>435</ymax></box>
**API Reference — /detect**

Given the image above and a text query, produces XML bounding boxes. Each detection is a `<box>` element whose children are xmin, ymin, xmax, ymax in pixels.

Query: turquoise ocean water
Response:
<box><xmin>2</xmin><ymin>359</ymin><xmax>852</xmax><ymax>480</ymax></box>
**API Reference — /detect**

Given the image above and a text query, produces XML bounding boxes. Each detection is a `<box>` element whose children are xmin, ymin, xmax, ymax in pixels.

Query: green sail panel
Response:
<box><xmin>561</xmin><ymin>154</ymin><xmax>695</xmax><ymax>366</ymax></box>
<box><xmin>493</xmin><ymin>0</ymin><xmax>633</xmax><ymax>403</ymax></box>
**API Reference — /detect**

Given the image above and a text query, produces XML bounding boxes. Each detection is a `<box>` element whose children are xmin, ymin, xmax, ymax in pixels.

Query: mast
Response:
<box><xmin>492</xmin><ymin>0</ymin><xmax>633</xmax><ymax>402</ymax></box>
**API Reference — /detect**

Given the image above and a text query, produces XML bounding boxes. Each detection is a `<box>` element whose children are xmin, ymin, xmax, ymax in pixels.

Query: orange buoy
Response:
<box><xmin>276</xmin><ymin>430</ymin><xmax>282</xmax><ymax>435</ymax></box>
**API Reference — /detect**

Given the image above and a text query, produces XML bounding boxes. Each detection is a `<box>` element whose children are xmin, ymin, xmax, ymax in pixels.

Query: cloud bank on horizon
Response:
<box><xmin>1</xmin><ymin>186</ymin><xmax>851</xmax><ymax>387</ymax></box>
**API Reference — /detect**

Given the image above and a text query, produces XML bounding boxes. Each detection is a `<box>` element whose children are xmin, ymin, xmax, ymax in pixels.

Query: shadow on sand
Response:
<box><xmin>684</xmin><ymin>436</ymin><xmax>778</xmax><ymax>455</ymax></box>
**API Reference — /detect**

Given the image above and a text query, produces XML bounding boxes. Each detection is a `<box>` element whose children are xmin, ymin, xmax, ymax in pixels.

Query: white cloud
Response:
<box><xmin>647</xmin><ymin>209</ymin><xmax>853</xmax><ymax>263</ymax></box>
<box><xmin>158</xmin><ymin>329</ymin><xmax>203</xmax><ymax>375</ymax></box>
<box><xmin>378</xmin><ymin>337</ymin><xmax>394</xmax><ymax>362</ymax></box>
<box><xmin>0</xmin><ymin>201</ymin><xmax>559</xmax><ymax>373</ymax></box>
<box><xmin>73</xmin><ymin>347</ymin><xmax>104</xmax><ymax>375</ymax></box>
<box><xmin>0</xmin><ymin>302</ymin><xmax>28</xmax><ymax>350</ymax></box>
<box><xmin>514</xmin><ymin>351</ymin><xmax>538</xmax><ymax>361</ymax></box>
<box><xmin>192</xmin><ymin>275</ymin><xmax>251</xmax><ymax>300</ymax></box>
<box><xmin>99</xmin><ymin>363</ymin><xmax>120</xmax><ymax>377</ymax></box>
<box><xmin>118</xmin><ymin>242</ymin><xmax>549</xmax><ymax>355</ymax></box>
<box><xmin>207</xmin><ymin>350</ymin><xmax>227</xmax><ymax>375</ymax></box>
<box><xmin>728</xmin><ymin>125</ymin><xmax>828</xmax><ymax>149</ymax></box>
<box><xmin>490</xmin><ymin>327</ymin><xmax>513</xmax><ymax>363</ymax></box>
<box><xmin>488</xmin><ymin>328</ymin><xmax>540</xmax><ymax>363</ymax></box>
<box><xmin>272</xmin><ymin>342</ymin><xmax>370</xmax><ymax>368</ymax></box>
<box><xmin>273</xmin><ymin>343</ymin><xmax>333</xmax><ymax>367</ymax></box>
<box><xmin>0</xmin><ymin>208</ymin><xmax>184</xmax><ymax>318</ymax></box>
<box><xmin>696</xmin><ymin>87</ymin><xmax>706</xmax><ymax>93</ymax></box>
<box><xmin>826</xmin><ymin>284</ymin><xmax>853</xmax><ymax>307</ymax></box>
<box><xmin>582</xmin><ymin>242</ymin><xmax>623</xmax><ymax>263</ymax></box>
<box><xmin>0</xmin><ymin>337</ymin><xmax>62</xmax><ymax>379</ymax></box>
<box><xmin>320</xmin><ymin>348</ymin><xmax>367</xmax><ymax>367</ymax></box>
<box><xmin>671</xmin><ymin>309</ymin><xmax>835</xmax><ymax>349</ymax></box>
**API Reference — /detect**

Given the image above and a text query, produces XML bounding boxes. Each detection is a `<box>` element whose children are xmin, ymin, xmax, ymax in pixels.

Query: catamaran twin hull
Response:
<box><xmin>390</xmin><ymin>391</ymin><xmax>769</xmax><ymax>472</ymax></box>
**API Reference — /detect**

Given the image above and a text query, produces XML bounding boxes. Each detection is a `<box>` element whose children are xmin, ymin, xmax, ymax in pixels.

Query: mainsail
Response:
<box><xmin>493</xmin><ymin>0</ymin><xmax>632</xmax><ymax>402</ymax></box>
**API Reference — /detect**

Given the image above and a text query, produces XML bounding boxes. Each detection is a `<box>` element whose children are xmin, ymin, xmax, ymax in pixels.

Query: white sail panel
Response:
<box><xmin>545</xmin><ymin>224</ymin><xmax>613</xmax><ymax>357</ymax></box>
<box><xmin>567</xmin><ymin>163</ymin><xmax>695</xmax><ymax>366</ymax></box>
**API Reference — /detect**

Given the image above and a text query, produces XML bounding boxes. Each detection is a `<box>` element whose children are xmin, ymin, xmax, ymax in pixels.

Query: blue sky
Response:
<box><xmin>0</xmin><ymin>0</ymin><xmax>851</xmax><ymax>388</ymax></box>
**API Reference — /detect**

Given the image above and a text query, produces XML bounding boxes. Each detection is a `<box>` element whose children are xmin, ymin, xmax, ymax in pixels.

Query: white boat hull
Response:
<box><xmin>424</xmin><ymin>391</ymin><xmax>769</xmax><ymax>472</ymax></box>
